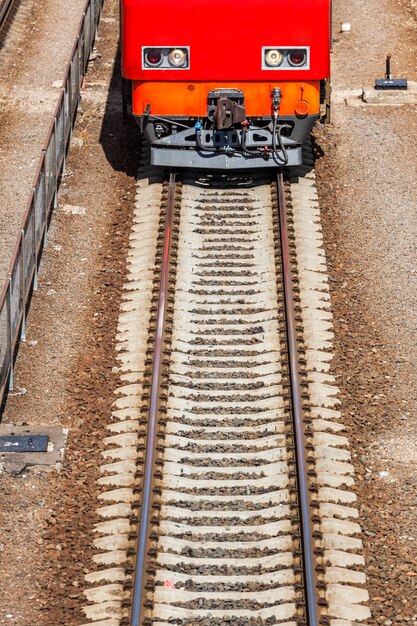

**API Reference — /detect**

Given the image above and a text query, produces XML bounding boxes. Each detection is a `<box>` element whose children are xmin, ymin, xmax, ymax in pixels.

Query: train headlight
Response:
<box><xmin>288</xmin><ymin>49</ymin><xmax>307</xmax><ymax>67</ymax></box>
<box><xmin>144</xmin><ymin>48</ymin><xmax>163</xmax><ymax>67</ymax></box>
<box><xmin>265</xmin><ymin>49</ymin><xmax>283</xmax><ymax>67</ymax></box>
<box><xmin>168</xmin><ymin>48</ymin><xmax>188</xmax><ymax>67</ymax></box>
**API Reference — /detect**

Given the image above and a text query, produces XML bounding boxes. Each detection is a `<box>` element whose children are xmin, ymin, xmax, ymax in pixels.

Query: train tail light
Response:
<box><xmin>288</xmin><ymin>49</ymin><xmax>307</xmax><ymax>67</ymax></box>
<box><xmin>144</xmin><ymin>49</ymin><xmax>163</xmax><ymax>67</ymax></box>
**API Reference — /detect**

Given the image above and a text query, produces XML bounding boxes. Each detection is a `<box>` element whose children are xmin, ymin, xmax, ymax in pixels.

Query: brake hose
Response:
<box><xmin>272</xmin><ymin>115</ymin><xmax>289</xmax><ymax>165</ymax></box>
<box><xmin>241</xmin><ymin>125</ymin><xmax>260</xmax><ymax>157</ymax></box>
<box><xmin>195</xmin><ymin>122</ymin><xmax>225</xmax><ymax>153</ymax></box>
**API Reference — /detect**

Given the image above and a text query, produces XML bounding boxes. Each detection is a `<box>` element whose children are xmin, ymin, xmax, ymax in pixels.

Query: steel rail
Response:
<box><xmin>131</xmin><ymin>172</ymin><xmax>176</xmax><ymax>626</ymax></box>
<box><xmin>277</xmin><ymin>171</ymin><xmax>320</xmax><ymax>626</ymax></box>
<box><xmin>0</xmin><ymin>0</ymin><xmax>15</xmax><ymax>31</ymax></box>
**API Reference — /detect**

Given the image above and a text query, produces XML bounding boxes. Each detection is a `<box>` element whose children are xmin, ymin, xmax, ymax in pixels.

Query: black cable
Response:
<box><xmin>272</xmin><ymin>116</ymin><xmax>289</xmax><ymax>165</ymax></box>
<box><xmin>241</xmin><ymin>126</ymin><xmax>260</xmax><ymax>157</ymax></box>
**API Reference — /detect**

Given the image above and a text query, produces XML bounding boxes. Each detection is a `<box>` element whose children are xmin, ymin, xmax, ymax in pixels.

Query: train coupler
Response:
<box><xmin>207</xmin><ymin>89</ymin><xmax>246</xmax><ymax>129</ymax></box>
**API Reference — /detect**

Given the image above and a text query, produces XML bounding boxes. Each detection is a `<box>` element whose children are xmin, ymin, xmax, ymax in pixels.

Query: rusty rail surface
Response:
<box><xmin>0</xmin><ymin>0</ymin><xmax>104</xmax><ymax>409</ymax></box>
<box><xmin>277</xmin><ymin>171</ymin><xmax>320</xmax><ymax>625</ymax></box>
<box><xmin>130</xmin><ymin>173</ymin><xmax>177</xmax><ymax>626</ymax></box>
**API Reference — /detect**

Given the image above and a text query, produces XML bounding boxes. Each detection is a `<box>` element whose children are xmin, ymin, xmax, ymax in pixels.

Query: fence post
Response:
<box><xmin>7</xmin><ymin>279</ymin><xmax>14</xmax><ymax>392</ymax></box>
<box><xmin>62</xmin><ymin>93</ymin><xmax>67</xmax><ymax>173</ymax></box>
<box><xmin>68</xmin><ymin>62</ymin><xmax>74</xmax><ymax>143</ymax></box>
<box><xmin>34</xmin><ymin>181</ymin><xmax>41</xmax><ymax>291</ymax></box>
<box><xmin>20</xmin><ymin>229</ymin><xmax>26</xmax><ymax>341</ymax></box>
<box><xmin>90</xmin><ymin>1</ymin><xmax>94</xmax><ymax>46</ymax></box>
<box><xmin>32</xmin><ymin>187</ymin><xmax>38</xmax><ymax>294</ymax></box>
<box><xmin>40</xmin><ymin>150</ymin><xmax>48</xmax><ymax>258</ymax></box>
<box><xmin>53</xmin><ymin>118</ymin><xmax>58</xmax><ymax>210</ymax></box>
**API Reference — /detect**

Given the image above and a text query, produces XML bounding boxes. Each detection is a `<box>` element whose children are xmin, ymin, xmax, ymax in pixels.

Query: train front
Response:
<box><xmin>121</xmin><ymin>0</ymin><xmax>331</xmax><ymax>169</ymax></box>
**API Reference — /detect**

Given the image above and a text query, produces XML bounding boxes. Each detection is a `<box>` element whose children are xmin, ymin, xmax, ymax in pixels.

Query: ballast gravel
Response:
<box><xmin>313</xmin><ymin>0</ymin><xmax>417</xmax><ymax>622</ymax></box>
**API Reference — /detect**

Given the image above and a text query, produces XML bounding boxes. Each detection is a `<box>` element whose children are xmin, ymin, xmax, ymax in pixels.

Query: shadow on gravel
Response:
<box><xmin>99</xmin><ymin>42</ymin><xmax>141</xmax><ymax>178</ymax></box>
<box><xmin>311</xmin><ymin>132</ymin><xmax>325</xmax><ymax>162</ymax></box>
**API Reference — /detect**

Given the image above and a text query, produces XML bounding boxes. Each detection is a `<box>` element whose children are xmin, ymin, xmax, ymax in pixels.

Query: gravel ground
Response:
<box><xmin>0</xmin><ymin>0</ymin><xmax>415</xmax><ymax>623</ymax></box>
<box><xmin>0</xmin><ymin>1</ymin><xmax>138</xmax><ymax>623</ymax></box>
<box><xmin>0</xmin><ymin>0</ymin><xmax>89</xmax><ymax>286</ymax></box>
<box><xmin>314</xmin><ymin>0</ymin><xmax>417</xmax><ymax>622</ymax></box>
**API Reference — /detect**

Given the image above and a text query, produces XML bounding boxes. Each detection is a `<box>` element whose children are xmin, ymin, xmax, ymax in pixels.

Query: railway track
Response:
<box><xmin>132</xmin><ymin>171</ymin><xmax>322</xmax><ymax>625</ymax></box>
<box><xmin>82</xmin><ymin>151</ymin><xmax>370</xmax><ymax>626</ymax></box>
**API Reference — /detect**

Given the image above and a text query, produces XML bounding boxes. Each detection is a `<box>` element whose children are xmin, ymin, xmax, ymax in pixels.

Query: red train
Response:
<box><xmin>121</xmin><ymin>0</ymin><xmax>331</xmax><ymax>169</ymax></box>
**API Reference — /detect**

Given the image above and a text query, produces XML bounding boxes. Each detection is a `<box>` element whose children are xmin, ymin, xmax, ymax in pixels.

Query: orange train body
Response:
<box><xmin>132</xmin><ymin>81</ymin><xmax>321</xmax><ymax>118</ymax></box>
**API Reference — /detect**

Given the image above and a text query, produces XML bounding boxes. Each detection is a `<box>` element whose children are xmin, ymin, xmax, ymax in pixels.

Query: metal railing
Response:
<box><xmin>0</xmin><ymin>0</ymin><xmax>104</xmax><ymax>408</ymax></box>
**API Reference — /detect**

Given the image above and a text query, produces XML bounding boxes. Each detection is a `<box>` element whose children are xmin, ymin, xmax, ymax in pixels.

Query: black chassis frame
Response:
<box><xmin>136</xmin><ymin>114</ymin><xmax>317</xmax><ymax>147</ymax></box>
<box><xmin>133</xmin><ymin>114</ymin><xmax>318</xmax><ymax>169</ymax></box>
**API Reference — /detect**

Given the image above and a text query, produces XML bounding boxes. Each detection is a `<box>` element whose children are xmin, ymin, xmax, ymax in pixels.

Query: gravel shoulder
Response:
<box><xmin>0</xmin><ymin>2</ymin><xmax>138</xmax><ymax>623</ymax></box>
<box><xmin>314</xmin><ymin>0</ymin><xmax>417</xmax><ymax>622</ymax></box>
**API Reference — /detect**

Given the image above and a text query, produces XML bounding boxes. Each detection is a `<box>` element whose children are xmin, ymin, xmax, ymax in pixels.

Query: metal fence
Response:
<box><xmin>0</xmin><ymin>0</ymin><xmax>104</xmax><ymax>408</ymax></box>
<box><xmin>0</xmin><ymin>0</ymin><xmax>14</xmax><ymax>30</ymax></box>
